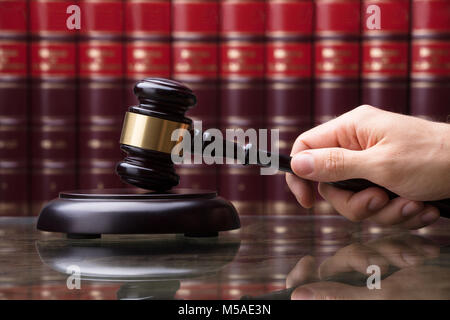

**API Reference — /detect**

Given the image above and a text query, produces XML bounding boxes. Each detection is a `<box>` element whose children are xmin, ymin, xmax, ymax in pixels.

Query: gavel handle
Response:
<box><xmin>197</xmin><ymin>131</ymin><xmax>450</xmax><ymax>217</ymax></box>
<box><xmin>273</xmin><ymin>152</ymin><xmax>450</xmax><ymax>217</ymax></box>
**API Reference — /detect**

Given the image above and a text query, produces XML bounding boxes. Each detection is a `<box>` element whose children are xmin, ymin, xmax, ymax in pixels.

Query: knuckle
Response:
<box><xmin>349</xmin><ymin>105</ymin><xmax>378</xmax><ymax>121</ymax></box>
<box><xmin>291</xmin><ymin>135</ymin><xmax>307</xmax><ymax>156</ymax></box>
<box><xmin>356</xmin><ymin>104</ymin><xmax>375</xmax><ymax>113</ymax></box>
<box><xmin>341</xmin><ymin>105</ymin><xmax>380</xmax><ymax>125</ymax></box>
<box><xmin>324</xmin><ymin>149</ymin><xmax>345</xmax><ymax>179</ymax></box>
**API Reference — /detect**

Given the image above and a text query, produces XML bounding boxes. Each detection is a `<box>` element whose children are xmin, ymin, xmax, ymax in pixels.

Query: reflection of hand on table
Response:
<box><xmin>287</xmin><ymin>235</ymin><xmax>450</xmax><ymax>300</ymax></box>
<box><xmin>286</xmin><ymin>106</ymin><xmax>450</xmax><ymax>229</ymax></box>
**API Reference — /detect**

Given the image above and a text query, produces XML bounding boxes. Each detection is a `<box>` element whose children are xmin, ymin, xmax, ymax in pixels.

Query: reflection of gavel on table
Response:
<box><xmin>116</xmin><ymin>78</ymin><xmax>450</xmax><ymax>216</ymax></box>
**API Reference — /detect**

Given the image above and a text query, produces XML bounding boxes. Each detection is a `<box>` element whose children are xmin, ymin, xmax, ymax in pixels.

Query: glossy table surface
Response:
<box><xmin>0</xmin><ymin>216</ymin><xmax>450</xmax><ymax>300</ymax></box>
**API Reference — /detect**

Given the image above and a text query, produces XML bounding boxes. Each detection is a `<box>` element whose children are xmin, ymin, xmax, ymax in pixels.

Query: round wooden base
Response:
<box><xmin>37</xmin><ymin>189</ymin><xmax>240</xmax><ymax>237</ymax></box>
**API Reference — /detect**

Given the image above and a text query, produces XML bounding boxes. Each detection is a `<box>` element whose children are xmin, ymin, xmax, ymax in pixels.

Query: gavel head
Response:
<box><xmin>116</xmin><ymin>78</ymin><xmax>197</xmax><ymax>191</ymax></box>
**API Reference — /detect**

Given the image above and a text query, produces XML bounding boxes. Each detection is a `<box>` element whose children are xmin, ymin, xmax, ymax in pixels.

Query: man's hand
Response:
<box><xmin>287</xmin><ymin>235</ymin><xmax>448</xmax><ymax>300</ymax></box>
<box><xmin>286</xmin><ymin>105</ymin><xmax>450</xmax><ymax>229</ymax></box>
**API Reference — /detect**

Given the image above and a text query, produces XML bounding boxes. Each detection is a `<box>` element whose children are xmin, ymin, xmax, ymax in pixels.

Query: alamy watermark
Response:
<box><xmin>66</xmin><ymin>265</ymin><xmax>81</xmax><ymax>290</ymax></box>
<box><xmin>64</xmin><ymin>263</ymin><xmax>381</xmax><ymax>292</ymax></box>
<box><xmin>366</xmin><ymin>4</ymin><xmax>381</xmax><ymax>30</ymax></box>
<box><xmin>170</xmin><ymin>121</ymin><xmax>280</xmax><ymax>175</ymax></box>
<box><xmin>367</xmin><ymin>265</ymin><xmax>381</xmax><ymax>290</ymax></box>
<box><xmin>63</xmin><ymin>4</ymin><xmax>382</xmax><ymax>31</ymax></box>
<box><xmin>66</xmin><ymin>5</ymin><xmax>81</xmax><ymax>30</ymax></box>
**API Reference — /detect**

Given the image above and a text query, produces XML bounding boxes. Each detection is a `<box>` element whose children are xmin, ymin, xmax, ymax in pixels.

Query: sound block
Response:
<box><xmin>36</xmin><ymin>189</ymin><xmax>240</xmax><ymax>238</ymax></box>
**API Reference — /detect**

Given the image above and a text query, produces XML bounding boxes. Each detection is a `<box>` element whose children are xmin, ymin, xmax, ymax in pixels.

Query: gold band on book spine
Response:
<box><xmin>119</xmin><ymin>112</ymin><xmax>190</xmax><ymax>153</ymax></box>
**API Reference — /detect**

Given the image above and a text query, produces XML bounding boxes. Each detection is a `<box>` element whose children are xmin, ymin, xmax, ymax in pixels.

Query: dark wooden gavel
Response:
<box><xmin>116</xmin><ymin>78</ymin><xmax>450</xmax><ymax>215</ymax></box>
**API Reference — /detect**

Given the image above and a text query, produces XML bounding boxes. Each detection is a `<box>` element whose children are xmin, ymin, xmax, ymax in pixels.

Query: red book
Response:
<box><xmin>361</xmin><ymin>0</ymin><xmax>410</xmax><ymax>114</ymax></box>
<box><xmin>219</xmin><ymin>0</ymin><xmax>265</xmax><ymax>215</ymax></box>
<box><xmin>29</xmin><ymin>0</ymin><xmax>78</xmax><ymax>215</ymax></box>
<box><xmin>410</xmin><ymin>0</ymin><xmax>450</xmax><ymax>122</ymax></box>
<box><xmin>30</xmin><ymin>0</ymin><xmax>75</xmax><ymax>36</ymax></box>
<box><xmin>411</xmin><ymin>0</ymin><xmax>450</xmax><ymax>38</ymax></box>
<box><xmin>124</xmin><ymin>0</ymin><xmax>170</xmax><ymax>193</ymax></box>
<box><xmin>172</xmin><ymin>0</ymin><xmax>219</xmax><ymax>191</ymax></box>
<box><xmin>315</xmin><ymin>0</ymin><xmax>360</xmax><ymax>37</ymax></box>
<box><xmin>314</xmin><ymin>40</ymin><xmax>361</xmax><ymax>123</ymax></box>
<box><xmin>220</xmin><ymin>0</ymin><xmax>266</xmax><ymax>37</ymax></box>
<box><xmin>0</xmin><ymin>0</ymin><xmax>28</xmax><ymax>216</ymax></box>
<box><xmin>265</xmin><ymin>0</ymin><xmax>313</xmax><ymax>215</ymax></box>
<box><xmin>78</xmin><ymin>0</ymin><xmax>126</xmax><ymax>190</ymax></box>
<box><xmin>362</xmin><ymin>0</ymin><xmax>410</xmax><ymax>36</ymax></box>
<box><xmin>125</xmin><ymin>0</ymin><xmax>171</xmax><ymax>106</ymax></box>
<box><xmin>0</xmin><ymin>0</ymin><xmax>28</xmax><ymax>36</ymax></box>
<box><xmin>314</xmin><ymin>0</ymin><xmax>361</xmax><ymax>125</ymax></box>
<box><xmin>80</xmin><ymin>0</ymin><xmax>123</xmax><ymax>36</ymax></box>
<box><xmin>361</xmin><ymin>39</ymin><xmax>409</xmax><ymax>113</ymax></box>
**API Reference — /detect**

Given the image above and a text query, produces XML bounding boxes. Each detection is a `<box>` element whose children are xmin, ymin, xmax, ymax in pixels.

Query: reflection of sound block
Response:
<box><xmin>37</xmin><ymin>189</ymin><xmax>240</xmax><ymax>239</ymax></box>
<box><xmin>36</xmin><ymin>236</ymin><xmax>241</xmax><ymax>299</ymax></box>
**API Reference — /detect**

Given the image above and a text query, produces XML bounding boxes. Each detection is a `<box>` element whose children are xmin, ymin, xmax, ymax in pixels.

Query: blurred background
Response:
<box><xmin>0</xmin><ymin>0</ymin><xmax>449</xmax><ymax>217</ymax></box>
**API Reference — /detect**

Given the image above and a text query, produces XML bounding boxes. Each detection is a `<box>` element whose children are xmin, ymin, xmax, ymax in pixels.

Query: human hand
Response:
<box><xmin>286</xmin><ymin>105</ymin><xmax>450</xmax><ymax>229</ymax></box>
<box><xmin>287</xmin><ymin>235</ymin><xmax>449</xmax><ymax>300</ymax></box>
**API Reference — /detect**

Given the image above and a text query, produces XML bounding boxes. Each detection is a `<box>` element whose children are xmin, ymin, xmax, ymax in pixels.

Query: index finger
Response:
<box><xmin>290</xmin><ymin>106</ymin><xmax>365</xmax><ymax>156</ymax></box>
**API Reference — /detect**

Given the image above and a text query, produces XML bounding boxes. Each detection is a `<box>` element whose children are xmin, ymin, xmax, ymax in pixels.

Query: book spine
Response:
<box><xmin>410</xmin><ymin>0</ymin><xmax>450</xmax><ymax>122</ymax></box>
<box><xmin>124</xmin><ymin>0</ymin><xmax>171</xmax><ymax>190</ymax></box>
<box><xmin>125</xmin><ymin>0</ymin><xmax>171</xmax><ymax>106</ymax></box>
<box><xmin>313</xmin><ymin>0</ymin><xmax>361</xmax><ymax>125</ymax></box>
<box><xmin>0</xmin><ymin>0</ymin><xmax>29</xmax><ymax>216</ymax></box>
<box><xmin>78</xmin><ymin>0</ymin><xmax>125</xmax><ymax>189</ymax></box>
<box><xmin>172</xmin><ymin>0</ymin><xmax>219</xmax><ymax>190</ymax></box>
<box><xmin>29</xmin><ymin>0</ymin><xmax>78</xmax><ymax>214</ymax></box>
<box><xmin>313</xmin><ymin>0</ymin><xmax>361</xmax><ymax>215</ymax></box>
<box><xmin>219</xmin><ymin>0</ymin><xmax>266</xmax><ymax>215</ymax></box>
<box><xmin>361</xmin><ymin>0</ymin><xmax>410</xmax><ymax>114</ymax></box>
<box><xmin>265</xmin><ymin>0</ymin><xmax>313</xmax><ymax>215</ymax></box>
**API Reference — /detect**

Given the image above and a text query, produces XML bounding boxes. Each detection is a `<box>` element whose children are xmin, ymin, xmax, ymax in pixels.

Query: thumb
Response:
<box><xmin>291</xmin><ymin>148</ymin><xmax>367</xmax><ymax>182</ymax></box>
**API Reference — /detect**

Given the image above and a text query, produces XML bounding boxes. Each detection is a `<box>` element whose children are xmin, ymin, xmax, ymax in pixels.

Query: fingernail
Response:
<box><xmin>402</xmin><ymin>201</ymin><xmax>423</xmax><ymax>216</ymax></box>
<box><xmin>368</xmin><ymin>197</ymin><xmax>385</xmax><ymax>211</ymax></box>
<box><xmin>421</xmin><ymin>210</ymin><xmax>439</xmax><ymax>223</ymax></box>
<box><xmin>293</xmin><ymin>153</ymin><xmax>314</xmax><ymax>175</ymax></box>
<box><xmin>293</xmin><ymin>287</ymin><xmax>314</xmax><ymax>300</ymax></box>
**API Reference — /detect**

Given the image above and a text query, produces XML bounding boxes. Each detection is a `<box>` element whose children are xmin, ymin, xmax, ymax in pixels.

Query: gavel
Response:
<box><xmin>116</xmin><ymin>78</ymin><xmax>450</xmax><ymax>214</ymax></box>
